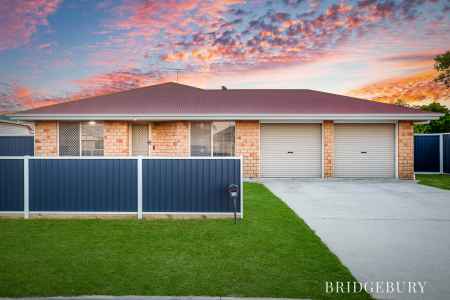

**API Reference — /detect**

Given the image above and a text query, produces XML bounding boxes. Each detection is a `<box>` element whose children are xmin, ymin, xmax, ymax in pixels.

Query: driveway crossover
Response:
<box><xmin>262</xmin><ymin>179</ymin><xmax>450</xmax><ymax>300</ymax></box>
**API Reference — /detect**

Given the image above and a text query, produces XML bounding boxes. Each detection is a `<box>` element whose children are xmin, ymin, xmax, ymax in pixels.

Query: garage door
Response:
<box><xmin>261</xmin><ymin>124</ymin><xmax>322</xmax><ymax>177</ymax></box>
<box><xmin>335</xmin><ymin>124</ymin><xmax>395</xmax><ymax>178</ymax></box>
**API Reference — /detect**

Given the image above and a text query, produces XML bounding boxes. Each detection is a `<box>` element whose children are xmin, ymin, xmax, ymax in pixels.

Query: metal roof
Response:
<box><xmin>12</xmin><ymin>82</ymin><xmax>441</xmax><ymax>121</ymax></box>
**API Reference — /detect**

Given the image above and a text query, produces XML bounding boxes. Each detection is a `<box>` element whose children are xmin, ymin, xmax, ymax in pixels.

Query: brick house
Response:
<box><xmin>12</xmin><ymin>82</ymin><xmax>440</xmax><ymax>179</ymax></box>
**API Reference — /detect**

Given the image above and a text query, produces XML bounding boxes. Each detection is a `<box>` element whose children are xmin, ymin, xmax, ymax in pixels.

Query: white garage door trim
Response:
<box><xmin>335</xmin><ymin>123</ymin><xmax>395</xmax><ymax>178</ymax></box>
<box><xmin>261</xmin><ymin>123</ymin><xmax>322</xmax><ymax>178</ymax></box>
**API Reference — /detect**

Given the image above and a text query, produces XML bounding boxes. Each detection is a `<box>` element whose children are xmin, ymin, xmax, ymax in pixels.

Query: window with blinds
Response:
<box><xmin>213</xmin><ymin>122</ymin><xmax>235</xmax><ymax>156</ymax></box>
<box><xmin>190</xmin><ymin>122</ymin><xmax>211</xmax><ymax>156</ymax></box>
<box><xmin>81</xmin><ymin>122</ymin><xmax>104</xmax><ymax>156</ymax></box>
<box><xmin>190</xmin><ymin>121</ymin><xmax>235</xmax><ymax>157</ymax></box>
<box><xmin>59</xmin><ymin>122</ymin><xmax>104</xmax><ymax>156</ymax></box>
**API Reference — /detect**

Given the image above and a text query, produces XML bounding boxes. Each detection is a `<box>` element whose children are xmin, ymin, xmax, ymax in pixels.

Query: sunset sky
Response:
<box><xmin>1</xmin><ymin>0</ymin><xmax>449</xmax><ymax>112</ymax></box>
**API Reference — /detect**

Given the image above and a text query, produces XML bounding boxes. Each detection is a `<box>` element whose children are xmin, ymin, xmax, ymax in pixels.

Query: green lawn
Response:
<box><xmin>0</xmin><ymin>183</ymin><xmax>371</xmax><ymax>300</ymax></box>
<box><xmin>416</xmin><ymin>174</ymin><xmax>450</xmax><ymax>190</ymax></box>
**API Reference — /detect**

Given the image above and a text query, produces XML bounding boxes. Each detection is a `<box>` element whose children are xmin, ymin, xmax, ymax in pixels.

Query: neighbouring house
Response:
<box><xmin>11</xmin><ymin>82</ymin><xmax>441</xmax><ymax>180</ymax></box>
<box><xmin>0</xmin><ymin>120</ymin><xmax>34</xmax><ymax>156</ymax></box>
<box><xmin>0</xmin><ymin>119</ymin><xmax>34</xmax><ymax>136</ymax></box>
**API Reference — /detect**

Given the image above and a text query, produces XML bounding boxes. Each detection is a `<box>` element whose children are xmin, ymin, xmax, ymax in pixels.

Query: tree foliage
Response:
<box><xmin>434</xmin><ymin>51</ymin><xmax>450</xmax><ymax>87</ymax></box>
<box><xmin>414</xmin><ymin>102</ymin><xmax>450</xmax><ymax>133</ymax></box>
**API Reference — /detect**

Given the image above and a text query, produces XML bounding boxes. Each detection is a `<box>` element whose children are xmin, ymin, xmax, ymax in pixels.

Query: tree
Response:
<box><xmin>414</xmin><ymin>102</ymin><xmax>450</xmax><ymax>133</ymax></box>
<box><xmin>434</xmin><ymin>51</ymin><xmax>450</xmax><ymax>87</ymax></box>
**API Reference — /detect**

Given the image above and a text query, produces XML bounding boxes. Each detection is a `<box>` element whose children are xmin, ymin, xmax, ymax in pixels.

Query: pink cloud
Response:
<box><xmin>73</xmin><ymin>69</ymin><xmax>168</xmax><ymax>97</ymax></box>
<box><xmin>38</xmin><ymin>43</ymin><xmax>52</xmax><ymax>49</ymax></box>
<box><xmin>0</xmin><ymin>84</ymin><xmax>62</xmax><ymax>112</ymax></box>
<box><xmin>0</xmin><ymin>0</ymin><xmax>61</xmax><ymax>51</ymax></box>
<box><xmin>348</xmin><ymin>70</ymin><xmax>450</xmax><ymax>107</ymax></box>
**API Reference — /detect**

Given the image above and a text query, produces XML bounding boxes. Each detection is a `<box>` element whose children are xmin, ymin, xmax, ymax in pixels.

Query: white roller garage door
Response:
<box><xmin>335</xmin><ymin>124</ymin><xmax>395</xmax><ymax>178</ymax></box>
<box><xmin>261</xmin><ymin>124</ymin><xmax>322</xmax><ymax>177</ymax></box>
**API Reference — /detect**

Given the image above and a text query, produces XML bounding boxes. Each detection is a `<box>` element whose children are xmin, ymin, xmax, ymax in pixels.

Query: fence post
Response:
<box><xmin>240</xmin><ymin>156</ymin><xmax>243</xmax><ymax>219</ymax></box>
<box><xmin>137</xmin><ymin>158</ymin><xmax>143</xmax><ymax>220</ymax></box>
<box><xmin>440</xmin><ymin>134</ymin><xmax>444</xmax><ymax>174</ymax></box>
<box><xmin>23</xmin><ymin>156</ymin><xmax>29</xmax><ymax>219</ymax></box>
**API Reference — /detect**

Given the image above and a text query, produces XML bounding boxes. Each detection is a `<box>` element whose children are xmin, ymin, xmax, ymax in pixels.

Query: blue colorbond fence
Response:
<box><xmin>0</xmin><ymin>157</ymin><xmax>242</xmax><ymax>218</ymax></box>
<box><xmin>0</xmin><ymin>136</ymin><xmax>34</xmax><ymax>156</ymax></box>
<box><xmin>414</xmin><ymin>135</ymin><xmax>440</xmax><ymax>172</ymax></box>
<box><xmin>414</xmin><ymin>133</ymin><xmax>450</xmax><ymax>174</ymax></box>
<box><xmin>0</xmin><ymin>159</ymin><xmax>24</xmax><ymax>211</ymax></box>
<box><xmin>29</xmin><ymin>159</ymin><xmax>137</xmax><ymax>212</ymax></box>
<box><xmin>143</xmin><ymin>159</ymin><xmax>241</xmax><ymax>212</ymax></box>
<box><xmin>444</xmin><ymin>135</ymin><xmax>450</xmax><ymax>174</ymax></box>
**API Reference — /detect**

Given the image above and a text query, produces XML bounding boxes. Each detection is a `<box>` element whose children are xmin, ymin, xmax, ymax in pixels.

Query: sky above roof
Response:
<box><xmin>0</xmin><ymin>0</ymin><xmax>449</xmax><ymax>112</ymax></box>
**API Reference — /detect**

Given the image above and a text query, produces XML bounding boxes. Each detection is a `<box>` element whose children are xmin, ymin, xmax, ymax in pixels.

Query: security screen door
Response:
<box><xmin>132</xmin><ymin>124</ymin><xmax>149</xmax><ymax>156</ymax></box>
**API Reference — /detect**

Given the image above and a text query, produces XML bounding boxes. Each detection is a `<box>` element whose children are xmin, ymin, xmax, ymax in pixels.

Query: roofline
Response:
<box><xmin>10</xmin><ymin>113</ymin><xmax>442</xmax><ymax>121</ymax></box>
<box><xmin>0</xmin><ymin>119</ymin><xmax>34</xmax><ymax>129</ymax></box>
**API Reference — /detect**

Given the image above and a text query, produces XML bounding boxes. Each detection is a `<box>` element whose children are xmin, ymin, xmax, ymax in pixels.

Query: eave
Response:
<box><xmin>9</xmin><ymin>113</ymin><xmax>442</xmax><ymax>121</ymax></box>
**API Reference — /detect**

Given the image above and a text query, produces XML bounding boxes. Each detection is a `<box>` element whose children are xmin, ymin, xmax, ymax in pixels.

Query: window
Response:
<box><xmin>59</xmin><ymin>122</ymin><xmax>80</xmax><ymax>156</ymax></box>
<box><xmin>190</xmin><ymin>122</ymin><xmax>211</xmax><ymax>156</ymax></box>
<box><xmin>213</xmin><ymin>122</ymin><xmax>235</xmax><ymax>156</ymax></box>
<box><xmin>81</xmin><ymin>122</ymin><xmax>104</xmax><ymax>156</ymax></box>
<box><xmin>59</xmin><ymin>122</ymin><xmax>104</xmax><ymax>156</ymax></box>
<box><xmin>190</xmin><ymin>121</ymin><xmax>235</xmax><ymax>157</ymax></box>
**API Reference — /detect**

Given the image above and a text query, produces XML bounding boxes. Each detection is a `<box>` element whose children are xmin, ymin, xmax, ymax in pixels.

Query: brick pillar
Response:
<box><xmin>151</xmin><ymin>121</ymin><xmax>189</xmax><ymax>156</ymax></box>
<box><xmin>398</xmin><ymin>121</ymin><xmax>414</xmax><ymax>180</ymax></box>
<box><xmin>104</xmin><ymin>121</ymin><xmax>130</xmax><ymax>156</ymax></box>
<box><xmin>235</xmin><ymin>121</ymin><xmax>260</xmax><ymax>178</ymax></box>
<box><xmin>148</xmin><ymin>123</ymin><xmax>153</xmax><ymax>155</ymax></box>
<box><xmin>322</xmin><ymin>120</ymin><xmax>335</xmax><ymax>178</ymax></box>
<box><xmin>35</xmin><ymin>121</ymin><xmax>58</xmax><ymax>156</ymax></box>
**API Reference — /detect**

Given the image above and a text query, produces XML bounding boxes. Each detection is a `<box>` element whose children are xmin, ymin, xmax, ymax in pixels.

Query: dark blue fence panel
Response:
<box><xmin>444</xmin><ymin>134</ymin><xmax>450</xmax><ymax>174</ymax></box>
<box><xmin>143</xmin><ymin>159</ymin><xmax>241</xmax><ymax>212</ymax></box>
<box><xmin>414</xmin><ymin>135</ymin><xmax>440</xmax><ymax>172</ymax></box>
<box><xmin>29</xmin><ymin>159</ymin><xmax>137</xmax><ymax>212</ymax></box>
<box><xmin>0</xmin><ymin>136</ymin><xmax>34</xmax><ymax>156</ymax></box>
<box><xmin>0</xmin><ymin>159</ymin><xmax>24</xmax><ymax>211</ymax></box>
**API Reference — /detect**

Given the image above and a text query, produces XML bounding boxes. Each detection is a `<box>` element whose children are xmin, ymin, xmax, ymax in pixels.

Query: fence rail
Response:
<box><xmin>0</xmin><ymin>156</ymin><xmax>243</xmax><ymax>219</ymax></box>
<box><xmin>414</xmin><ymin>133</ymin><xmax>450</xmax><ymax>174</ymax></box>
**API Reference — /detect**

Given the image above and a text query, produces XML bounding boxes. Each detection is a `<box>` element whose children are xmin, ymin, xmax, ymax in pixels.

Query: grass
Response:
<box><xmin>0</xmin><ymin>183</ymin><xmax>371</xmax><ymax>300</ymax></box>
<box><xmin>416</xmin><ymin>174</ymin><xmax>450</xmax><ymax>190</ymax></box>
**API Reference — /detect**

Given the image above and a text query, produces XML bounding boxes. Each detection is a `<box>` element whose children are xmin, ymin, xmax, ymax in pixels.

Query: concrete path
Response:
<box><xmin>263</xmin><ymin>179</ymin><xmax>450</xmax><ymax>300</ymax></box>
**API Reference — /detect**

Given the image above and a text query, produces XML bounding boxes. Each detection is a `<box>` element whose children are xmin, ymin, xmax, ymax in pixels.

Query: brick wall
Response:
<box><xmin>398</xmin><ymin>121</ymin><xmax>414</xmax><ymax>179</ymax></box>
<box><xmin>235</xmin><ymin>121</ymin><xmax>260</xmax><ymax>178</ymax></box>
<box><xmin>104</xmin><ymin>121</ymin><xmax>129</xmax><ymax>156</ymax></box>
<box><xmin>35</xmin><ymin>121</ymin><xmax>58</xmax><ymax>156</ymax></box>
<box><xmin>323</xmin><ymin>120</ymin><xmax>334</xmax><ymax>178</ymax></box>
<box><xmin>151</xmin><ymin>121</ymin><xmax>189</xmax><ymax>156</ymax></box>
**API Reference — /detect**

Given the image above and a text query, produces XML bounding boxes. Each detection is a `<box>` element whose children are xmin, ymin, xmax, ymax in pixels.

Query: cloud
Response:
<box><xmin>154</xmin><ymin>0</ymin><xmax>445</xmax><ymax>71</ymax></box>
<box><xmin>73</xmin><ymin>69</ymin><xmax>167</xmax><ymax>97</ymax></box>
<box><xmin>0</xmin><ymin>0</ymin><xmax>61</xmax><ymax>51</ymax></box>
<box><xmin>3</xmin><ymin>0</ymin><xmax>449</xmax><ymax>112</ymax></box>
<box><xmin>82</xmin><ymin>0</ymin><xmax>448</xmax><ymax>82</ymax></box>
<box><xmin>348</xmin><ymin>70</ymin><xmax>450</xmax><ymax>107</ymax></box>
<box><xmin>376</xmin><ymin>50</ymin><xmax>446</xmax><ymax>73</ymax></box>
<box><xmin>0</xmin><ymin>83</ymin><xmax>62</xmax><ymax>112</ymax></box>
<box><xmin>380</xmin><ymin>52</ymin><xmax>439</xmax><ymax>63</ymax></box>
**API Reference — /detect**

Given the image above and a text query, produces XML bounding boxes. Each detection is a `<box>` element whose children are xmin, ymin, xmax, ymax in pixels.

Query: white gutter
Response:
<box><xmin>9</xmin><ymin>113</ymin><xmax>443</xmax><ymax>121</ymax></box>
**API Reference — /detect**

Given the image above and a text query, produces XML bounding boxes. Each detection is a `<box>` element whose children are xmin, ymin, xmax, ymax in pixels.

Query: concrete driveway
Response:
<box><xmin>262</xmin><ymin>179</ymin><xmax>450</xmax><ymax>300</ymax></box>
